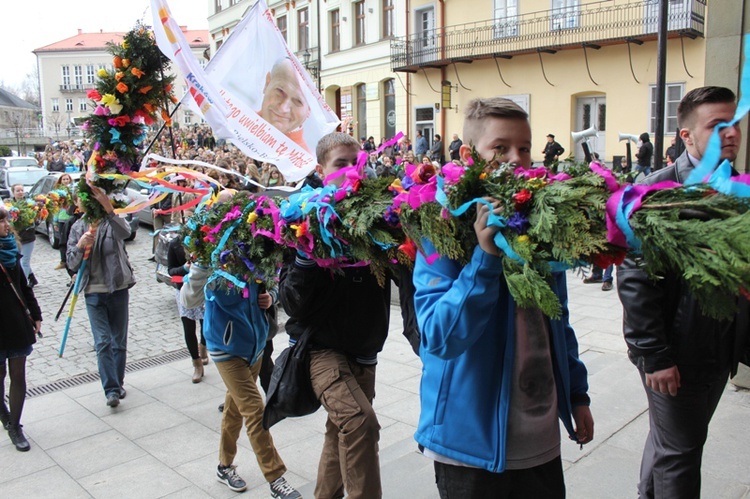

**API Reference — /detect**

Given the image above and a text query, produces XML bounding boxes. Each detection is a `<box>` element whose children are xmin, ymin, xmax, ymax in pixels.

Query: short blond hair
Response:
<box><xmin>463</xmin><ymin>98</ymin><xmax>528</xmax><ymax>146</ymax></box>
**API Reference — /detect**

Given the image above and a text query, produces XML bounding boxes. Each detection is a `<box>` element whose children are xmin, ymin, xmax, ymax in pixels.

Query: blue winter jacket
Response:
<box><xmin>204</xmin><ymin>280</ymin><xmax>270</xmax><ymax>364</ymax></box>
<box><xmin>413</xmin><ymin>244</ymin><xmax>590</xmax><ymax>473</ymax></box>
<box><xmin>180</xmin><ymin>265</ymin><xmax>270</xmax><ymax>365</ymax></box>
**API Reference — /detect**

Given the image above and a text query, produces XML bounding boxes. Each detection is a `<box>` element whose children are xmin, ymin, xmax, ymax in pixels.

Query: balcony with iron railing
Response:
<box><xmin>391</xmin><ymin>0</ymin><xmax>706</xmax><ymax>72</ymax></box>
<box><xmin>59</xmin><ymin>84</ymin><xmax>97</xmax><ymax>93</ymax></box>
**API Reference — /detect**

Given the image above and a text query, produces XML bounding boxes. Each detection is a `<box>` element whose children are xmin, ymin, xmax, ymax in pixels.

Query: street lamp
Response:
<box><xmin>302</xmin><ymin>49</ymin><xmax>320</xmax><ymax>91</ymax></box>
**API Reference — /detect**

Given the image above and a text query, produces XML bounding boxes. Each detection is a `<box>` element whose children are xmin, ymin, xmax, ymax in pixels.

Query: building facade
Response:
<box><xmin>389</xmin><ymin>0</ymin><xmax>716</xmax><ymax>166</ymax></box>
<box><xmin>34</xmin><ymin>27</ymin><xmax>209</xmax><ymax>141</ymax></box>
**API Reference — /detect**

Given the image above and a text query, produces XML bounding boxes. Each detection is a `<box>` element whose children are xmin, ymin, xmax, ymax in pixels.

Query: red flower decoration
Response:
<box><xmin>398</xmin><ymin>238</ymin><xmax>417</xmax><ymax>261</ymax></box>
<box><xmin>512</xmin><ymin>189</ymin><xmax>532</xmax><ymax>207</ymax></box>
<box><xmin>87</xmin><ymin>89</ymin><xmax>102</xmax><ymax>101</ymax></box>
<box><xmin>107</xmin><ymin>115</ymin><xmax>131</xmax><ymax>127</ymax></box>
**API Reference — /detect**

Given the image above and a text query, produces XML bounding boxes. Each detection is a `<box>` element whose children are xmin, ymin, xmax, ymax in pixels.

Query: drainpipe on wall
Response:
<box><xmin>406</xmin><ymin>0</ymin><xmax>411</xmax><ymax>136</ymax></box>
<box><xmin>439</xmin><ymin>0</ymin><xmax>446</xmax><ymax>152</ymax></box>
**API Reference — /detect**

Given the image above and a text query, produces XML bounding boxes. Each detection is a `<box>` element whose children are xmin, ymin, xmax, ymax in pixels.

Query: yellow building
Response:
<box><xmin>391</xmin><ymin>0</ymin><xmax>716</xmax><ymax>166</ymax></box>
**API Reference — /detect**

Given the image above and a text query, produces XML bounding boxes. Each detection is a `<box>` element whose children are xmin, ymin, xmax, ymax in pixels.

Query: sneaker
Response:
<box><xmin>147</xmin><ymin>256</ymin><xmax>156</xmax><ymax>262</ymax></box>
<box><xmin>216</xmin><ymin>464</ymin><xmax>247</xmax><ymax>492</ymax></box>
<box><xmin>270</xmin><ymin>476</ymin><xmax>301</xmax><ymax>499</ymax></box>
<box><xmin>601</xmin><ymin>281</ymin><xmax>613</xmax><ymax>291</ymax></box>
<box><xmin>218</xmin><ymin>403</ymin><xmax>224</xmax><ymax>413</ymax></box>
<box><xmin>583</xmin><ymin>276</ymin><xmax>602</xmax><ymax>284</ymax></box>
<box><xmin>54</xmin><ymin>262</ymin><xmax>66</xmax><ymax>270</ymax></box>
<box><xmin>7</xmin><ymin>424</ymin><xmax>30</xmax><ymax>452</ymax></box>
<box><xmin>106</xmin><ymin>393</ymin><xmax>120</xmax><ymax>407</ymax></box>
<box><xmin>119</xmin><ymin>388</ymin><xmax>127</xmax><ymax>399</ymax></box>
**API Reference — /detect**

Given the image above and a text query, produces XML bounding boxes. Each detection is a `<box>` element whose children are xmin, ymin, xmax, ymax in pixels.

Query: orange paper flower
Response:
<box><xmin>115</xmin><ymin>71</ymin><xmax>125</xmax><ymax>81</ymax></box>
<box><xmin>122</xmin><ymin>58</ymin><xmax>131</xmax><ymax>68</ymax></box>
<box><xmin>161</xmin><ymin>109</ymin><xmax>172</xmax><ymax>126</ymax></box>
<box><xmin>130</xmin><ymin>67</ymin><xmax>145</xmax><ymax>79</ymax></box>
<box><xmin>138</xmin><ymin>85</ymin><xmax>153</xmax><ymax>95</ymax></box>
<box><xmin>113</xmin><ymin>55</ymin><xmax>123</xmax><ymax>68</ymax></box>
<box><xmin>143</xmin><ymin>103</ymin><xmax>155</xmax><ymax>113</ymax></box>
<box><xmin>116</xmin><ymin>82</ymin><xmax>129</xmax><ymax>94</ymax></box>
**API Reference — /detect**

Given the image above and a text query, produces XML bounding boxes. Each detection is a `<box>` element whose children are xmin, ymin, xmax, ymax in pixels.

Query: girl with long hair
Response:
<box><xmin>0</xmin><ymin>206</ymin><xmax>42</xmax><ymax>451</ymax></box>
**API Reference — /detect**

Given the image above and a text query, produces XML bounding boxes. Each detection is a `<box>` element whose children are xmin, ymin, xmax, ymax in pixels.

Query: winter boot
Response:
<box><xmin>192</xmin><ymin>358</ymin><xmax>204</xmax><ymax>383</ymax></box>
<box><xmin>199</xmin><ymin>344</ymin><xmax>209</xmax><ymax>365</ymax></box>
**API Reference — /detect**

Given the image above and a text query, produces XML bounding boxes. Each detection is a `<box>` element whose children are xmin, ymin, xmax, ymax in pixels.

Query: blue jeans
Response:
<box><xmin>85</xmin><ymin>289</ymin><xmax>129</xmax><ymax>397</ymax></box>
<box><xmin>591</xmin><ymin>265</ymin><xmax>614</xmax><ymax>283</ymax></box>
<box><xmin>20</xmin><ymin>241</ymin><xmax>34</xmax><ymax>278</ymax></box>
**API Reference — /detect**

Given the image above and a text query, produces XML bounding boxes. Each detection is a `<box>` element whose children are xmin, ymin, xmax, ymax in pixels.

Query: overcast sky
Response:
<box><xmin>1</xmin><ymin>0</ymin><xmax>209</xmax><ymax>91</ymax></box>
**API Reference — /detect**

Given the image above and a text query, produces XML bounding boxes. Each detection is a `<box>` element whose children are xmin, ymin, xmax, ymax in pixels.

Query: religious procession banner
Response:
<box><xmin>151</xmin><ymin>0</ymin><xmax>339</xmax><ymax>182</ymax></box>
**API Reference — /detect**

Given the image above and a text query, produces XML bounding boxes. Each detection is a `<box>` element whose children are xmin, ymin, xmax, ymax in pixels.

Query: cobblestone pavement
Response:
<box><xmin>22</xmin><ymin>222</ymin><xmax>185</xmax><ymax>389</ymax></box>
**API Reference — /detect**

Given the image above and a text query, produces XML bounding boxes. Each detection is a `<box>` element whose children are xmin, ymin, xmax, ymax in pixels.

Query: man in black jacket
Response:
<box><xmin>541</xmin><ymin>134</ymin><xmax>564</xmax><ymax>166</ymax></box>
<box><xmin>617</xmin><ymin>86</ymin><xmax>749</xmax><ymax>498</ymax></box>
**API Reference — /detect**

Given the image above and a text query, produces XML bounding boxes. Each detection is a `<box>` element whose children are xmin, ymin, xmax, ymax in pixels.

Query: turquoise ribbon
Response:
<box><xmin>686</xmin><ymin>34</ymin><xmax>750</xmax><ymax>187</ymax></box>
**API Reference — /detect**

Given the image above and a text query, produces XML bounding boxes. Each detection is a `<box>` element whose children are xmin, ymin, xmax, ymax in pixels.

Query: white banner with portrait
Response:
<box><xmin>151</xmin><ymin>0</ymin><xmax>339</xmax><ymax>182</ymax></box>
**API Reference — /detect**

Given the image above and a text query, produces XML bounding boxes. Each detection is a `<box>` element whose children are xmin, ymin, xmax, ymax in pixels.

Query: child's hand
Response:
<box><xmin>474</xmin><ymin>197</ymin><xmax>502</xmax><ymax>257</ymax></box>
<box><xmin>257</xmin><ymin>292</ymin><xmax>272</xmax><ymax>310</ymax></box>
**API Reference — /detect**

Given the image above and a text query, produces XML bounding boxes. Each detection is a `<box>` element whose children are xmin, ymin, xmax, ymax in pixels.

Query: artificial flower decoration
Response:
<box><xmin>78</xmin><ymin>21</ymin><xmax>175</xmax><ymax>223</ymax></box>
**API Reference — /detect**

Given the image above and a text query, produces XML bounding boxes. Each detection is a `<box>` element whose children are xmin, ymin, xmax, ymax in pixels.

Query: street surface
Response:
<box><xmin>23</xmin><ymin>223</ymin><xmax>184</xmax><ymax>389</ymax></box>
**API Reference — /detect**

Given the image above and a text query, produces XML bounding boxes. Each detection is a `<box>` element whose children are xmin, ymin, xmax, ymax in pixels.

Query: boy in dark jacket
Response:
<box><xmin>279</xmin><ymin>132</ymin><xmax>391</xmax><ymax>498</ymax></box>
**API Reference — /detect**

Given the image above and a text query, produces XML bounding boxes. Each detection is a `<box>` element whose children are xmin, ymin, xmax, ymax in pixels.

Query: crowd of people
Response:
<box><xmin>1</xmin><ymin>87</ymin><xmax>748</xmax><ymax>499</ymax></box>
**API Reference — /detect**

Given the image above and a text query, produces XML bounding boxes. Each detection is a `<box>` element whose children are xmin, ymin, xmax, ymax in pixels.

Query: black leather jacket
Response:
<box><xmin>617</xmin><ymin>151</ymin><xmax>750</xmax><ymax>378</ymax></box>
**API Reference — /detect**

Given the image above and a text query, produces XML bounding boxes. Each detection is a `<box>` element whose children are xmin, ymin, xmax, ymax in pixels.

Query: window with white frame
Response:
<box><xmin>51</xmin><ymin>98</ymin><xmax>60</xmax><ymax>112</ymax></box>
<box><xmin>277</xmin><ymin>15</ymin><xmax>288</xmax><ymax>42</ymax></box>
<box><xmin>65</xmin><ymin>98</ymin><xmax>73</xmax><ymax>112</ymax></box>
<box><xmin>382</xmin><ymin>0</ymin><xmax>395</xmax><ymax>39</ymax></box>
<box><xmin>74</xmin><ymin>65</ymin><xmax>83</xmax><ymax>88</ymax></box>
<box><xmin>184</xmin><ymin>111</ymin><xmax>193</xmax><ymax>125</ymax></box>
<box><xmin>551</xmin><ymin>0</ymin><xmax>580</xmax><ymax>30</ymax></box>
<box><xmin>331</xmin><ymin>9</ymin><xmax>341</xmax><ymax>52</ymax></box>
<box><xmin>298</xmin><ymin>7</ymin><xmax>309</xmax><ymax>51</ymax></box>
<box><xmin>62</xmin><ymin>66</ymin><xmax>71</xmax><ymax>88</ymax></box>
<box><xmin>78</xmin><ymin>98</ymin><xmax>87</xmax><ymax>112</ymax></box>
<box><xmin>494</xmin><ymin>0</ymin><xmax>518</xmax><ymax>38</ymax></box>
<box><xmin>86</xmin><ymin>65</ymin><xmax>96</xmax><ymax>84</ymax></box>
<box><xmin>354</xmin><ymin>1</ymin><xmax>366</xmax><ymax>45</ymax></box>
<box><xmin>650</xmin><ymin>83</ymin><xmax>684</xmax><ymax>135</ymax></box>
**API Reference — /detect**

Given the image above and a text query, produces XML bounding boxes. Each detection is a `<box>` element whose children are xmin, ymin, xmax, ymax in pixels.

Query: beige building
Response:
<box><xmin>209</xmin><ymin>0</ymin><xmax>408</xmax><ymax>143</ymax></box>
<box><xmin>34</xmin><ymin>27</ymin><xmax>209</xmax><ymax>141</ymax></box>
<box><xmin>388</xmin><ymin>0</ymin><xmax>721</xmax><ymax>166</ymax></box>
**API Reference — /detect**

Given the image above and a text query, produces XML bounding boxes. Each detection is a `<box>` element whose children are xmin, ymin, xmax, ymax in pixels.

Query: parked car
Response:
<box><xmin>124</xmin><ymin>180</ymin><xmax>154</xmax><ymax>226</ymax></box>
<box><xmin>0</xmin><ymin>156</ymin><xmax>40</xmax><ymax>169</ymax></box>
<box><xmin>28</xmin><ymin>172</ymin><xmax>140</xmax><ymax>247</ymax></box>
<box><xmin>0</xmin><ymin>166</ymin><xmax>49</xmax><ymax>199</ymax></box>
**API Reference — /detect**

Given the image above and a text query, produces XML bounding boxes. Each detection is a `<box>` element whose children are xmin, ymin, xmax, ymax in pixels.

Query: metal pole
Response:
<box><xmin>316</xmin><ymin>0</ymin><xmax>322</xmax><ymax>92</ymax></box>
<box><xmin>653</xmin><ymin>0</ymin><xmax>669</xmax><ymax>171</ymax></box>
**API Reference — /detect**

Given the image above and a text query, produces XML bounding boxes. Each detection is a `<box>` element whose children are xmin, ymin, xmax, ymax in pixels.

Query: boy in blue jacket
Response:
<box><xmin>180</xmin><ymin>260</ymin><xmax>300</xmax><ymax>498</ymax></box>
<box><xmin>413</xmin><ymin>97</ymin><xmax>594</xmax><ymax>498</ymax></box>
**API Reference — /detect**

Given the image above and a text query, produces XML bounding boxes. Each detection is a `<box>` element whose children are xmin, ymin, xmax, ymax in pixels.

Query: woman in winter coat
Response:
<box><xmin>11</xmin><ymin>184</ymin><xmax>37</xmax><ymax>287</ymax></box>
<box><xmin>0</xmin><ymin>206</ymin><xmax>42</xmax><ymax>451</ymax></box>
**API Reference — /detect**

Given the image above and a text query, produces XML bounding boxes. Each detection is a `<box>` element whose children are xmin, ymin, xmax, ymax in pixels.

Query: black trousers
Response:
<box><xmin>638</xmin><ymin>368</ymin><xmax>729</xmax><ymax>498</ymax></box>
<box><xmin>434</xmin><ymin>456</ymin><xmax>565</xmax><ymax>499</ymax></box>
